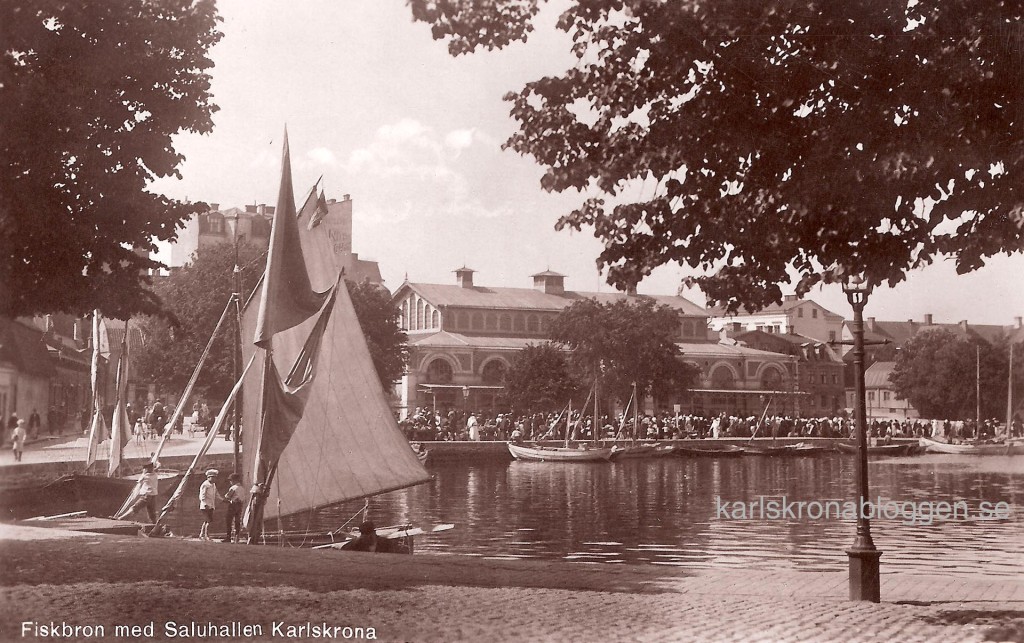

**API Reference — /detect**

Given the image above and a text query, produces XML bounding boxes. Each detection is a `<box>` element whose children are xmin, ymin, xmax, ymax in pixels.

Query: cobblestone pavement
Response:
<box><xmin>1</xmin><ymin>525</ymin><xmax>1022</xmax><ymax>642</ymax></box>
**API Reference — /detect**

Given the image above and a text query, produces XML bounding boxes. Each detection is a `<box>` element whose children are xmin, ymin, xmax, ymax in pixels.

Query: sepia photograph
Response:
<box><xmin>1</xmin><ymin>1</ymin><xmax>1023</xmax><ymax>641</ymax></box>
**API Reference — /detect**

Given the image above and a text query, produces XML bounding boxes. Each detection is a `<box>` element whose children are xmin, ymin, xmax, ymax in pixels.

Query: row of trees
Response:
<box><xmin>503</xmin><ymin>298</ymin><xmax>700</xmax><ymax>413</ymax></box>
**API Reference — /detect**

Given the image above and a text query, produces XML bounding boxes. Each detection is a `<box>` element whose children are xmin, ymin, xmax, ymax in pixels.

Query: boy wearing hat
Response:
<box><xmin>198</xmin><ymin>469</ymin><xmax>224</xmax><ymax>541</ymax></box>
<box><xmin>222</xmin><ymin>473</ymin><xmax>244</xmax><ymax>543</ymax></box>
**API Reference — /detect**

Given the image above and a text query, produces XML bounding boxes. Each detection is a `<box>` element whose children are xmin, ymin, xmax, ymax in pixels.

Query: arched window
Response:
<box><xmin>416</xmin><ymin>300</ymin><xmax>425</xmax><ymax>330</ymax></box>
<box><xmin>458</xmin><ymin>311</ymin><xmax>469</xmax><ymax>329</ymax></box>
<box><xmin>481</xmin><ymin>360</ymin><xmax>507</xmax><ymax>385</ymax></box>
<box><xmin>683</xmin><ymin>320</ymin><xmax>695</xmax><ymax>336</ymax></box>
<box><xmin>760</xmin><ymin>367</ymin><xmax>784</xmax><ymax>391</ymax></box>
<box><xmin>485</xmin><ymin>313</ymin><xmax>497</xmax><ymax>330</ymax></box>
<box><xmin>499</xmin><ymin>314</ymin><xmax>512</xmax><ymax>331</ymax></box>
<box><xmin>513</xmin><ymin>315</ymin><xmax>526</xmax><ymax>332</ymax></box>
<box><xmin>540</xmin><ymin>316</ymin><xmax>552</xmax><ymax>333</ymax></box>
<box><xmin>426</xmin><ymin>359</ymin><xmax>454</xmax><ymax>384</ymax></box>
<box><xmin>402</xmin><ymin>299</ymin><xmax>411</xmax><ymax>330</ymax></box>
<box><xmin>472</xmin><ymin>312</ymin><xmax>484</xmax><ymax>330</ymax></box>
<box><xmin>431</xmin><ymin>310</ymin><xmax>440</xmax><ymax>328</ymax></box>
<box><xmin>710</xmin><ymin>365</ymin><xmax>735</xmax><ymax>389</ymax></box>
<box><xmin>526</xmin><ymin>314</ymin><xmax>539</xmax><ymax>333</ymax></box>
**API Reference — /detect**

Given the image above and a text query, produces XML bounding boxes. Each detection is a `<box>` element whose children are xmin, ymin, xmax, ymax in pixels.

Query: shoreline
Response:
<box><xmin>1</xmin><ymin>523</ymin><xmax>1022</xmax><ymax>642</ymax></box>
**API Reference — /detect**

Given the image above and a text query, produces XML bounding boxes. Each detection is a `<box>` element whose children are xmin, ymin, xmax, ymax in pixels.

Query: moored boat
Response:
<box><xmin>608</xmin><ymin>443</ymin><xmax>670</xmax><ymax>460</ymax></box>
<box><xmin>507</xmin><ymin>443</ymin><xmax>613</xmax><ymax>462</ymax></box>
<box><xmin>835</xmin><ymin>442</ymin><xmax>920</xmax><ymax>456</ymax></box>
<box><xmin>919</xmin><ymin>437</ymin><xmax>1024</xmax><ymax>455</ymax></box>
<box><xmin>672</xmin><ymin>444</ymin><xmax>745</xmax><ymax>457</ymax></box>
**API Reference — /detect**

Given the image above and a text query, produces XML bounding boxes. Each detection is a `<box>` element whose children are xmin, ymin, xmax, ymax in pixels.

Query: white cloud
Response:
<box><xmin>307</xmin><ymin>147</ymin><xmax>338</xmax><ymax>165</ymax></box>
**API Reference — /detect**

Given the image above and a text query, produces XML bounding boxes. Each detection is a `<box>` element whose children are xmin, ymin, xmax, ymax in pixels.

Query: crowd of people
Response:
<box><xmin>399</xmin><ymin>407</ymin><xmax>1023</xmax><ymax>443</ymax></box>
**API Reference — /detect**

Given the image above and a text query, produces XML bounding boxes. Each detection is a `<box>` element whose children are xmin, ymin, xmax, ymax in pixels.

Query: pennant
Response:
<box><xmin>254</xmin><ymin>130</ymin><xmax>329</xmax><ymax>347</ymax></box>
<box><xmin>307</xmin><ymin>190</ymin><xmax>329</xmax><ymax>229</ymax></box>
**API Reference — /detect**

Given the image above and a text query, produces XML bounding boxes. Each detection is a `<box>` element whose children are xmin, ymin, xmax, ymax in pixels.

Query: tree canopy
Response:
<box><xmin>134</xmin><ymin>242</ymin><xmax>264</xmax><ymax>402</ymax></box>
<box><xmin>502</xmin><ymin>342</ymin><xmax>580</xmax><ymax>413</ymax></box>
<box><xmin>410</xmin><ymin>1</ymin><xmax>1024</xmax><ymax>311</ymax></box>
<box><xmin>0</xmin><ymin>1</ymin><xmax>221</xmax><ymax>319</ymax></box>
<box><xmin>346</xmin><ymin>279</ymin><xmax>409</xmax><ymax>390</ymax></box>
<box><xmin>548</xmin><ymin>297</ymin><xmax>699</xmax><ymax>404</ymax></box>
<box><xmin>890</xmin><ymin>328</ymin><xmax>1012</xmax><ymax>420</ymax></box>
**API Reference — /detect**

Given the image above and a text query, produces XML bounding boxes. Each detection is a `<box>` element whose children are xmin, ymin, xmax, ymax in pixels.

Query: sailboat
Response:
<box><xmin>609</xmin><ymin>382</ymin><xmax>670</xmax><ymax>460</ymax></box>
<box><xmin>230</xmin><ymin>132</ymin><xmax>430</xmax><ymax>546</ymax></box>
<box><xmin>507</xmin><ymin>388</ymin><xmax>613</xmax><ymax>462</ymax></box>
<box><xmin>40</xmin><ymin>316</ymin><xmax>181</xmax><ymax>516</ymax></box>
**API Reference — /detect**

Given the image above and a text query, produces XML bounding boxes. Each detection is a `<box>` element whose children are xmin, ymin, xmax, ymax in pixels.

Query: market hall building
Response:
<box><xmin>390</xmin><ymin>268</ymin><xmax>801</xmax><ymax>418</ymax></box>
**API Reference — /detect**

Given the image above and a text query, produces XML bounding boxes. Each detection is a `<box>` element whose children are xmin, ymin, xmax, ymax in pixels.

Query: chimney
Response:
<box><xmin>531</xmin><ymin>270</ymin><xmax>565</xmax><ymax>295</ymax></box>
<box><xmin>245</xmin><ymin>204</ymin><xmax>257</xmax><ymax>214</ymax></box>
<box><xmin>924</xmin><ymin>313</ymin><xmax>933</xmax><ymax>325</ymax></box>
<box><xmin>343</xmin><ymin>194</ymin><xmax>351</xmax><ymax>202</ymax></box>
<box><xmin>327</xmin><ymin>198</ymin><xmax>337</xmax><ymax>205</ymax></box>
<box><xmin>257</xmin><ymin>204</ymin><xmax>266</xmax><ymax>216</ymax></box>
<box><xmin>783</xmin><ymin>294</ymin><xmax>798</xmax><ymax>302</ymax></box>
<box><xmin>866</xmin><ymin>317</ymin><xmax>876</xmax><ymax>332</ymax></box>
<box><xmin>959</xmin><ymin>320</ymin><xmax>969</xmax><ymax>332</ymax></box>
<box><xmin>454</xmin><ymin>266</ymin><xmax>475</xmax><ymax>288</ymax></box>
<box><xmin>1016</xmin><ymin>316</ymin><xmax>1023</xmax><ymax>329</ymax></box>
<box><xmin>209</xmin><ymin>203</ymin><xmax>220</xmax><ymax>212</ymax></box>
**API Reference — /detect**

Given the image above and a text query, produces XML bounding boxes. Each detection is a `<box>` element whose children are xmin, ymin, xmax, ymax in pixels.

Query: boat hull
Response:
<box><xmin>836</xmin><ymin>442</ymin><xmax>921</xmax><ymax>456</ymax></box>
<box><xmin>608</xmin><ymin>444</ymin><xmax>674</xmax><ymax>460</ymax></box>
<box><xmin>0</xmin><ymin>471</ymin><xmax>183</xmax><ymax>520</ymax></box>
<box><xmin>672</xmin><ymin>445</ymin><xmax>746</xmax><ymax>458</ymax></box>
<box><xmin>507</xmin><ymin>443</ymin><xmax>612</xmax><ymax>462</ymax></box>
<box><xmin>919</xmin><ymin>437</ymin><xmax>1024</xmax><ymax>455</ymax></box>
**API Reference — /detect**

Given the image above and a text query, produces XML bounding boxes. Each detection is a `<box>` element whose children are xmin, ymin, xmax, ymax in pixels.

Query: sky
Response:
<box><xmin>151</xmin><ymin>0</ymin><xmax>1024</xmax><ymax>327</ymax></box>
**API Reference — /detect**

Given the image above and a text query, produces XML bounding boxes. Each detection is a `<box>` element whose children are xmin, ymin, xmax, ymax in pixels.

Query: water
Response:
<box><xmin>170</xmin><ymin>453</ymin><xmax>1024</xmax><ymax>578</ymax></box>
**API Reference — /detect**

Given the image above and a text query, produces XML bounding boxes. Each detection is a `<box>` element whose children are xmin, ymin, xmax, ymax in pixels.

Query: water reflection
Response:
<box><xmin>193</xmin><ymin>454</ymin><xmax>1024</xmax><ymax>577</ymax></box>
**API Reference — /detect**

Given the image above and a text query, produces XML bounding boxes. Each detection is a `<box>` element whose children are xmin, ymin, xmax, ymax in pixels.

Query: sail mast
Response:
<box><xmin>1008</xmin><ymin>342</ymin><xmax>1014</xmax><ymax>438</ymax></box>
<box><xmin>84</xmin><ymin>311</ymin><xmax>107</xmax><ymax>471</ymax></box>
<box><xmin>976</xmin><ymin>344</ymin><xmax>981</xmax><ymax>430</ymax></box>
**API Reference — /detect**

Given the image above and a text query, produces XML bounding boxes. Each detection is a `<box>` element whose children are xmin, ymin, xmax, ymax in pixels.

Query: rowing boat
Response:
<box><xmin>919</xmin><ymin>437</ymin><xmax>1024</xmax><ymax>455</ymax></box>
<box><xmin>507</xmin><ymin>443</ymin><xmax>613</xmax><ymax>462</ymax></box>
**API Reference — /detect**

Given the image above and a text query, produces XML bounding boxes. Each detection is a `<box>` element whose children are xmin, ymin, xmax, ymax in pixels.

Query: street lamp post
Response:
<box><xmin>843</xmin><ymin>274</ymin><xmax>882</xmax><ymax>602</ymax></box>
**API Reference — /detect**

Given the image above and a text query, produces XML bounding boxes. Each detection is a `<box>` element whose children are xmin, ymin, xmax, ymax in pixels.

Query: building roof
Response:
<box><xmin>399</xmin><ymin>282</ymin><xmax>707</xmax><ymax>316</ymax></box>
<box><xmin>856</xmin><ymin>319</ymin><xmax>1019</xmax><ymax>348</ymax></box>
<box><xmin>676</xmin><ymin>341</ymin><xmax>795</xmax><ymax>360</ymax></box>
<box><xmin>864</xmin><ymin>361</ymin><xmax>896</xmax><ymax>389</ymax></box>
<box><xmin>731</xmin><ymin>330</ymin><xmax>844</xmax><ymax>363</ymax></box>
<box><xmin>0</xmin><ymin>317</ymin><xmax>56</xmax><ymax>378</ymax></box>
<box><xmin>707</xmin><ymin>297</ymin><xmax>843</xmax><ymax>320</ymax></box>
<box><xmin>104</xmin><ymin>320</ymin><xmax>146</xmax><ymax>353</ymax></box>
<box><xmin>409</xmin><ymin>331</ymin><xmax>549</xmax><ymax>350</ymax></box>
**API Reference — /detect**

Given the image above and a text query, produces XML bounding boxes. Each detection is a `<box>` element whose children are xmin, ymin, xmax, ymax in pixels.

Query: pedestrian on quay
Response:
<box><xmin>28</xmin><ymin>409</ymin><xmax>40</xmax><ymax>439</ymax></box>
<box><xmin>10</xmin><ymin>419</ymin><xmax>26</xmax><ymax>462</ymax></box>
<box><xmin>223</xmin><ymin>473</ymin><xmax>244</xmax><ymax>543</ymax></box>
<box><xmin>198</xmin><ymin>469</ymin><xmax>224</xmax><ymax>541</ymax></box>
<box><xmin>47</xmin><ymin>407</ymin><xmax>57</xmax><ymax>436</ymax></box>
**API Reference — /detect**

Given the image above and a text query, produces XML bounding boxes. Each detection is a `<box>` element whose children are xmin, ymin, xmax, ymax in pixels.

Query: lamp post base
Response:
<box><xmin>847</xmin><ymin>548</ymin><xmax>882</xmax><ymax>602</ymax></box>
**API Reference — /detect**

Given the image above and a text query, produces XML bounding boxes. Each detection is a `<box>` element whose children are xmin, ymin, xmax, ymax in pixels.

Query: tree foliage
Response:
<box><xmin>134</xmin><ymin>243</ymin><xmax>264</xmax><ymax>401</ymax></box>
<box><xmin>0</xmin><ymin>1</ymin><xmax>221</xmax><ymax>319</ymax></box>
<box><xmin>346</xmin><ymin>279</ymin><xmax>409</xmax><ymax>390</ymax></box>
<box><xmin>890</xmin><ymin>328</ymin><xmax>1011</xmax><ymax>420</ymax></box>
<box><xmin>502</xmin><ymin>342</ymin><xmax>580</xmax><ymax>413</ymax></box>
<box><xmin>410</xmin><ymin>1</ymin><xmax>1024</xmax><ymax>311</ymax></box>
<box><xmin>548</xmin><ymin>297</ymin><xmax>699</xmax><ymax>405</ymax></box>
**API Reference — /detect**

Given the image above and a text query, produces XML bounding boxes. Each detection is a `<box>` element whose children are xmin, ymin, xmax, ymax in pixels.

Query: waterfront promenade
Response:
<box><xmin>0</xmin><ymin>522</ymin><xmax>1022</xmax><ymax>642</ymax></box>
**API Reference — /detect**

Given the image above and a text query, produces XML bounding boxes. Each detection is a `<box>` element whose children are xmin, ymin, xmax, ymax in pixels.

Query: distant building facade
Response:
<box><xmin>729</xmin><ymin>329</ymin><xmax>845</xmax><ymax>416</ymax></box>
<box><xmin>708</xmin><ymin>295</ymin><xmax>845</xmax><ymax>344</ymax></box>
<box><xmin>168</xmin><ymin>194</ymin><xmax>382</xmax><ymax>283</ymax></box>
<box><xmin>391</xmin><ymin>268</ymin><xmax>799</xmax><ymax>418</ymax></box>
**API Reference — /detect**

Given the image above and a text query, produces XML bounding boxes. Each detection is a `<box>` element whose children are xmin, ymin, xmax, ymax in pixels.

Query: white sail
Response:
<box><xmin>242</xmin><ymin>136</ymin><xmax>428</xmax><ymax>525</ymax></box>
<box><xmin>107</xmin><ymin>321</ymin><xmax>131</xmax><ymax>476</ymax></box>
<box><xmin>84</xmin><ymin>311</ymin><xmax>107</xmax><ymax>470</ymax></box>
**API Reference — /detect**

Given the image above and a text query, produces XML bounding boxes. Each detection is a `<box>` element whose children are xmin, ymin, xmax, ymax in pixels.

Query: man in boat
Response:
<box><xmin>340</xmin><ymin>521</ymin><xmax>401</xmax><ymax>553</ymax></box>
